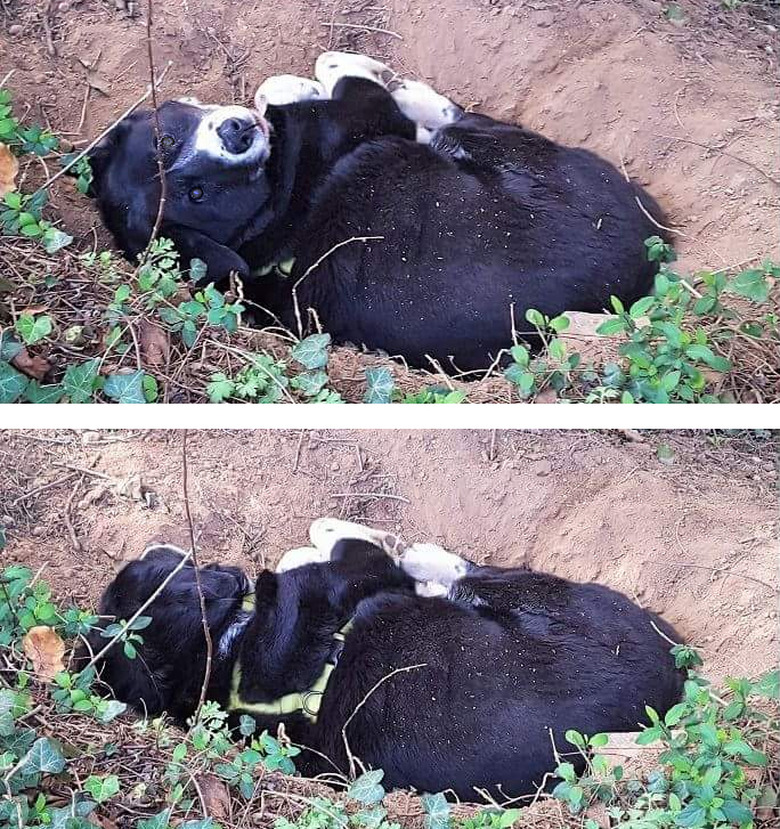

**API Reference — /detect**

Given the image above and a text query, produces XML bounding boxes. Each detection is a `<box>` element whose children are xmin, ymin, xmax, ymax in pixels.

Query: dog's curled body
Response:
<box><xmin>80</xmin><ymin>542</ymin><xmax>684</xmax><ymax>800</ymax></box>
<box><xmin>87</xmin><ymin>71</ymin><xmax>670</xmax><ymax>372</ymax></box>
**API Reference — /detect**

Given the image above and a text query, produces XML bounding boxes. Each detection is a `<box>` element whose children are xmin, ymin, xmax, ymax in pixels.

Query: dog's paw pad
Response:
<box><xmin>314</xmin><ymin>51</ymin><xmax>393</xmax><ymax>96</ymax></box>
<box><xmin>255</xmin><ymin>75</ymin><xmax>326</xmax><ymax>107</ymax></box>
<box><xmin>275</xmin><ymin>546</ymin><xmax>329</xmax><ymax>573</ymax></box>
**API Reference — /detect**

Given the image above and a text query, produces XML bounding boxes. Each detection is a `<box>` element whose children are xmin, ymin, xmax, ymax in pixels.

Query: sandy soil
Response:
<box><xmin>2</xmin><ymin>0</ymin><xmax>779</xmax><ymax>270</ymax></box>
<box><xmin>1</xmin><ymin>428</ymin><xmax>778</xmax><ymax>686</ymax></box>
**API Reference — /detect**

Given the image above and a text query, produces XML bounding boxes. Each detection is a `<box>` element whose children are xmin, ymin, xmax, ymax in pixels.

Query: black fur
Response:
<box><xmin>81</xmin><ymin>540</ymin><xmax>684</xmax><ymax>801</ymax></box>
<box><xmin>88</xmin><ymin>78</ymin><xmax>670</xmax><ymax>373</ymax></box>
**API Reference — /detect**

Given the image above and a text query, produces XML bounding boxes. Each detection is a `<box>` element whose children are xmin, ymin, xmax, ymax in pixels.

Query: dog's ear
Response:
<box><xmin>162</xmin><ymin>223</ymin><xmax>250</xmax><ymax>284</ymax></box>
<box><xmin>83</xmin><ymin>117</ymin><xmax>137</xmax><ymax>199</ymax></box>
<box><xmin>254</xmin><ymin>570</ymin><xmax>278</xmax><ymax>608</ymax></box>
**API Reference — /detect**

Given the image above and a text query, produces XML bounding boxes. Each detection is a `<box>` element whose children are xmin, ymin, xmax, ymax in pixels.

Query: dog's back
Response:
<box><xmin>314</xmin><ymin>566</ymin><xmax>684</xmax><ymax>799</ymax></box>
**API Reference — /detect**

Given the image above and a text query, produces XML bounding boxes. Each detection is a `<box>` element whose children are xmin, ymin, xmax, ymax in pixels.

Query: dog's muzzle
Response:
<box><xmin>180</xmin><ymin>103</ymin><xmax>271</xmax><ymax>169</ymax></box>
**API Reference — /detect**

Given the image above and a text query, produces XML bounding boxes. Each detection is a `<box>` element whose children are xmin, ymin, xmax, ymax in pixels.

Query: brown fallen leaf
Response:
<box><xmin>197</xmin><ymin>773</ymin><xmax>231</xmax><ymax>821</ymax></box>
<box><xmin>12</xmin><ymin>348</ymin><xmax>52</xmax><ymax>381</ymax></box>
<box><xmin>22</xmin><ymin>626</ymin><xmax>66</xmax><ymax>681</ymax></box>
<box><xmin>139</xmin><ymin>319</ymin><xmax>170</xmax><ymax>368</ymax></box>
<box><xmin>0</xmin><ymin>143</ymin><xmax>19</xmax><ymax>197</ymax></box>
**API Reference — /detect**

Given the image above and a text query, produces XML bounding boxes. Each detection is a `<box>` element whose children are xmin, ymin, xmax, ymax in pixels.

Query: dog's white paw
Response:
<box><xmin>141</xmin><ymin>542</ymin><xmax>188</xmax><ymax>560</ymax></box>
<box><xmin>400</xmin><ymin>543</ymin><xmax>468</xmax><ymax>588</ymax></box>
<box><xmin>414</xmin><ymin>580</ymin><xmax>450</xmax><ymax>598</ymax></box>
<box><xmin>314</xmin><ymin>51</ymin><xmax>393</xmax><ymax>97</ymax></box>
<box><xmin>309</xmin><ymin>517</ymin><xmax>405</xmax><ymax>559</ymax></box>
<box><xmin>275</xmin><ymin>546</ymin><xmax>330</xmax><ymax>573</ymax></box>
<box><xmin>390</xmin><ymin>80</ymin><xmax>462</xmax><ymax>133</ymax></box>
<box><xmin>255</xmin><ymin>75</ymin><xmax>326</xmax><ymax>109</ymax></box>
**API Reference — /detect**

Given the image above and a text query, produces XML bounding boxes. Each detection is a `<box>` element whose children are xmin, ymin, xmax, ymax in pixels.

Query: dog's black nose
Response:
<box><xmin>216</xmin><ymin>117</ymin><xmax>255</xmax><ymax>154</ymax></box>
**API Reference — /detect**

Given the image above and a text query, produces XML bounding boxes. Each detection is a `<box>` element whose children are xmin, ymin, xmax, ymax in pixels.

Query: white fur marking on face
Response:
<box><xmin>275</xmin><ymin>546</ymin><xmax>330</xmax><ymax>573</ymax></box>
<box><xmin>168</xmin><ymin>105</ymin><xmax>268</xmax><ymax>171</ymax></box>
<box><xmin>400</xmin><ymin>543</ymin><xmax>468</xmax><ymax>588</ymax></box>
<box><xmin>308</xmin><ymin>517</ymin><xmax>405</xmax><ymax>560</ymax></box>
<box><xmin>314</xmin><ymin>51</ymin><xmax>392</xmax><ymax>97</ymax></box>
<box><xmin>256</xmin><ymin>75</ymin><xmax>325</xmax><ymax>107</ymax></box>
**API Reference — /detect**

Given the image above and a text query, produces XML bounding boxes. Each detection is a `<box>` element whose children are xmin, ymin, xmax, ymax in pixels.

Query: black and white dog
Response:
<box><xmin>86</xmin><ymin>53</ymin><xmax>669</xmax><ymax>372</ymax></box>
<box><xmin>80</xmin><ymin>519</ymin><xmax>684</xmax><ymax>801</ymax></box>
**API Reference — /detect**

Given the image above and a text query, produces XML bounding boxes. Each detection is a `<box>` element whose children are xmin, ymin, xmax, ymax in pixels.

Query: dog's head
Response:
<box><xmin>78</xmin><ymin>546</ymin><xmax>250</xmax><ymax>722</ymax></box>
<box><xmin>87</xmin><ymin>98</ymin><xmax>273</xmax><ymax>280</ymax></box>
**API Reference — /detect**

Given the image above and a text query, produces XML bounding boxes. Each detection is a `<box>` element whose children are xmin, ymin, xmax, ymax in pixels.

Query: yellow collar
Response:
<box><xmin>253</xmin><ymin>257</ymin><xmax>296</xmax><ymax>279</ymax></box>
<box><xmin>228</xmin><ymin>610</ymin><xmax>353</xmax><ymax>723</ymax></box>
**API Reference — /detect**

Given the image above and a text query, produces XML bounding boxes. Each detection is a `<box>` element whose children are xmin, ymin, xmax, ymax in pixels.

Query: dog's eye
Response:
<box><xmin>189</xmin><ymin>186</ymin><xmax>204</xmax><ymax>202</ymax></box>
<box><xmin>160</xmin><ymin>134</ymin><xmax>176</xmax><ymax>149</ymax></box>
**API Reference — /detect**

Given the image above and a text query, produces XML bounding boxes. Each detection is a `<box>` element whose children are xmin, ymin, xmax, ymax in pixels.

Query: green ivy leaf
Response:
<box><xmin>189</xmin><ymin>258</ymin><xmax>208</xmax><ymax>282</ymax></box>
<box><xmin>364</xmin><ymin>367</ymin><xmax>395</xmax><ymax>404</ymax></box>
<box><xmin>84</xmin><ymin>774</ymin><xmax>120</xmax><ymax>803</ymax></box>
<box><xmin>97</xmin><ymin>700</ymin><xmax>127</xmax><ymax>723</ymax></box>
<box><xmin>137</xmin><ymin>809</ymin><xmax>172</xmax><ymax>829</ymax></box>
<box><xmin>15</xmin><ymin>313</ymin><xmax>52</xmax><ymax>345</ymax></box>
<box><xmin>23</xmin><ymin>737</ymin><xmax>66</xmax><ymax>774</ymax></box>
<box><xmin>291</xmin><ymin>333</ymin><xmax>331</xmax><ymax>370</ymax></box>
<box><xmin>348</xmin><ymin>769</ymin><xmax>386</xmax><ymax>805</ymax></box>
<box><xmin>291</xmin><ymin>370</ymin><xmax>329</xmax><ymax>397</ymax></box>
<box><xmin>0</xmin><ymin>331</ymin><xmax>23</xmax><ymax>360</ymax></box>
<box><xmin>0</xmin><ymin>361</ymin><xmax>29</xmax><ymax>403</ymax></box>
<box><xmin>104</xmin><ymin>371</ymin><xmax>146</xmax><ymax>404</ymax></box>
<box><xmin>49</xmin><ymin>800</ymin><xmax>96</xmax><ymax>829</ymax></box>
<box><xmin>355</xmin><ymin>806</ymin><xmax>388</xmax><ymax>829</ymax></box>
<box><xmin>421</xmin><ymin>792</ymin><xmax>450</xmax><ymax>829</ymax></box>
<box><xmin>42</xmin><ymin>226</ymin><xmax>73</xmax><ymax>254</ymax></box>
<box><xmin>238</xmin><ymin>714</ymin><xmax>256</xmax><ymax>737</ymax></box>
<box><xmin>63</xmin><ymin>359</ymin><xmax>100</xmax><ymax>404</ymax></box>
<box><xmin>23</xmin><ymin>380</ymin><xmax>64</xmax><ymax>404</ymax></box>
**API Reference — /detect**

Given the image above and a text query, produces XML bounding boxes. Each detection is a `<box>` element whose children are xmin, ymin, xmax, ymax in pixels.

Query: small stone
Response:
<box><xmin>531</xmin><ymin>459</ymin><xmax>552</xmax><ymax>477</ymax></box>
<box><xmin>8</xmin><ymin>24</ymin><xmax>23</xmax><ymax>35</ymax></box>
<box><xmin>535</xmin><ymin>10</ymin><xmax>555</xmax><ymax>27</ymax></box>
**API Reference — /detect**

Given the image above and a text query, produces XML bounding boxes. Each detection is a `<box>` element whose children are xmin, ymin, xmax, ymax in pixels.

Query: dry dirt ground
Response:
<box><xmin>1</xmin><ymin>0</ymin><xmax>780</xmax><ymax>401</ymax></box>
<box><xmin>1</xmin><ymin>429</ymin><xmax>778</xmax><ymax>687</ymax></box>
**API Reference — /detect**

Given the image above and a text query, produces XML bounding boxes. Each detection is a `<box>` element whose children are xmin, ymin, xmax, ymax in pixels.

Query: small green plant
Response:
<box><xmin>207</xmin><ymin>354</ymin><xmax>289</xmax><ymax>403</ymax></box>
<box><xmin>99</xmin><ymin>614</ymin><xmax>152</xmax><ymax>659</ymax></box>
<box><xmin>503</xmin><ymin>309</ymin><xmax>581</xmax><ymax>399</ymax></box>
<box><xmin>60</xmin><ymin>152</ymin><xmax>94</xmax><ymax>194</ymax></box>
<box><xmin>552</xmin><ymin>647</ymin><xmax>778</xmax><ymax>829</ymax></box>
<box><xmin>362</xmin><ymin>369</ymin><xmax>468</xmax><ymax>404</ymax></box>
<box><xmin>398</xmin><ymin>387</ymin><xmax>466</xmax><ymax>404</ymax></box>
